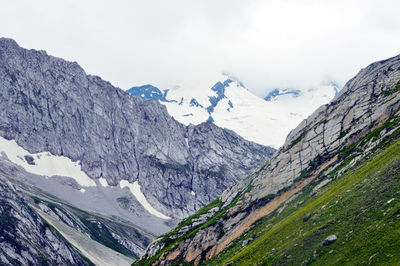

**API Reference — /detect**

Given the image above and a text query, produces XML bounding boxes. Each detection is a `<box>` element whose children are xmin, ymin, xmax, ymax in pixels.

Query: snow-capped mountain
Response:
<box><xmin>127</xmin><ymin>74</ymin><xmax>340</xmax><ymax>148</ymax></box>
<box><xmin>263</xmin><ymin>81</ymin><xmax>341</xmax><ymax>129</ymax></box>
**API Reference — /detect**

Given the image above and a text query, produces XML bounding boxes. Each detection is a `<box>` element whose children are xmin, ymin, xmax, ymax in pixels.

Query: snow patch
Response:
<box><xmin>80</xmin><ymin>188</ymin><xmax>86</xmax><ymax>193</ymax></box>
<box><xmin>0</xmin><ymin>137</ymin><xmax>96</xmax><ymax>187</ymax></box>
<box><xmin>99</xmin><ymin>177</ymin><xmax>109</xmax><ymax>187</ymax></box>
<box><xmin>119</xmin><ymin>180</ymin><xmax>170</xmax><ymax>219</ymax></box>
<box><xmin>185</xmin><ymin>137</ymin><xmax>189</xmax><ymax>147</ymax></box>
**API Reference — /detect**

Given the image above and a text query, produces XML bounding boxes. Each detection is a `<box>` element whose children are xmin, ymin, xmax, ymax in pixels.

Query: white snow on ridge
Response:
<box><xmin>149</xmin><ymin>74</ymin><xmax>339</xmax><ymax>148</ymax></box>
<box><xmin>119</xmin><ymin>180</ymin><xmax>171</xmax><ymax>220</ymax></box>
<box><xmin>0</xmin><ymin>136</ymin><xmax>96</xmax><ymax>187</ymax></box>
<box><xmin>212</xmin><ymin>81</ymin><xmax>301</xmax><ymax>148</ymax></box>
<box><xmin>162</xmin><ymin>73</ymin><xmax>226</xmax><ymax>125</ymax></box>
<box><xmin>99</xmin><ymin>177</ymin><xmax>109</xmax><ymax>187</ymax></box>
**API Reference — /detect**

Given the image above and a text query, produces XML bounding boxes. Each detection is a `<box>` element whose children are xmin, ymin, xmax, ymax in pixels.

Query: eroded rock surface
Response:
<box><xmin>0</xmin><ymin>178</ymin><xmax>93</xmax><ymax>265</ymax></box>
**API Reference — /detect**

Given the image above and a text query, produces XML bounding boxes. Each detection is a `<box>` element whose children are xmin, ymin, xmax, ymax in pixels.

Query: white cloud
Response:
<box><xmin>0</xmin><ymin>0</ymin><xmax>399</xmax><ymax>96</ymax></box>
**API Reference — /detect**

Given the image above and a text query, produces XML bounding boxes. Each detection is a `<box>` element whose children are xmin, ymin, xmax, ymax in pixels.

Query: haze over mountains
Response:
<box><xmin>127</xmin><ymin>74</ymin><xmax>340</xmax><ymax>147</ymax></box>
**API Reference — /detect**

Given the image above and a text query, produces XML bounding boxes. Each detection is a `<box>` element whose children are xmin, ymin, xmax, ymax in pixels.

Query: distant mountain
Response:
<box><xmin>127</xmin><ymin>74</ymin><xmax>340</xmax><ymax>148</ymax></box>
<box><xmin>264</xmin><ymin>81</ymin><xmax>340</xmax><ymax>102</ymax></box>
<box><xmin>262</xmin><ymin>81</ymin><xmax>340</xmax><ymax>127</ymax></box>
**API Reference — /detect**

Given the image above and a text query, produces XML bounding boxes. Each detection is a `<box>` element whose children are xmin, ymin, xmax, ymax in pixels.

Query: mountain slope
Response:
<box><xmin>0</xmin><ymin>37</ymin><xmax>274</xmax><ymax>231</ymax></box>
<box><xmin>209</xmin><ymin>137</ymin><xmax>400</xmax><ymax>265</ymax></box>
<box><xmin>136</xmin><ymin>54</ymin><xmax>400</xmax><ymax>265</ymax></box>
<box><xmin>127</xmin><ymin>74</ymin><xmax>339</xmax><ymax>147</ymax></box>
<box><xmin>0</xmin><ymin>176</ymin><xmax>94</xmax><ymax>265</ymax></box>
<box><xmin>0</xmin><ymin>154</ymin><xmax>154</xmax><ymax>261</ymax></box>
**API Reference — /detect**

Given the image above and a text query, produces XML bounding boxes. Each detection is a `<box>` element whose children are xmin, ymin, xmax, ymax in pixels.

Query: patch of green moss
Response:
<box><xmin>77</xmin><ymin>216</ymin><xmax>136</xmax><ymax>258</ymax></box>
<box><xmin>159</xmin><ymin>162</ymin><xmax>190</xmax><ymax>172</ymax></box>
<box><xmin>384</xmin><ymin>85</ymin><xmax>400</xmax><ymax>96</ymax></box>
<box><xmin>249</xmin><ymin>194</ymin><xmax>276</xmax><ymax>210</ymax></box>
<box><xmin>288</xmin><ymin>130</ymin><xmax>309</xmax><ymax>149</ymax></box>
<box><xmin>31</xmin><ymin>196</ymin><xmax>138</xmax><ymax>259</ymax></box>
<box><xmin>338</xmin><ymin>115</ymin><xmax>400</xmax><ymax>160</ymax></box>
<box><xmin>201</xmin><ymin>166</ymin><xmax>227</xmax><ymax>177</ymax></box>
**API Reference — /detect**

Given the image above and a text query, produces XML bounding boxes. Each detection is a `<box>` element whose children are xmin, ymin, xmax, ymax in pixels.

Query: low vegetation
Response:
<box><xmin>384</xmin><ymin>85</ymin><xmax>400</xmax><ymax>96</ymax></box>
<box><xmin>208</xmin><ymin>137</ymin><xmax>400</xmax><ymax>265</ymax></box>
<box><xmin>31</xmin><ymin>196</ymin><xmax>140</xmax><ymax>258</ymax></box>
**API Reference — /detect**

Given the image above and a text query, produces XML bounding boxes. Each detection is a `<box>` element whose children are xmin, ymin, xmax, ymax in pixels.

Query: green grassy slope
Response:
<box><xmin>208</xmin><ymin>138</ymin><xmax>400</xmax><ymax>265</ymax></box>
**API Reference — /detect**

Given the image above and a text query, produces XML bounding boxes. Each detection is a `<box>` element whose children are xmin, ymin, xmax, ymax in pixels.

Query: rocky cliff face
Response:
<box><xmin>138</xmin><ymin>54</ymin><xmax>400</xmax><ymax>264</ymax></box>
<box><xmin>0</xmin><ymin>154</ymin><xmax>153</xmax><ymax>263</ymax></box>
<box><xmin>0</xmin><ymin>177</ymin><xmax>93</xmax><ymax>265</ymax></box>
<box><xmin>0</xmin><ymin>38</ymin><xmax>275</xmax><ymax>221</ymax></box>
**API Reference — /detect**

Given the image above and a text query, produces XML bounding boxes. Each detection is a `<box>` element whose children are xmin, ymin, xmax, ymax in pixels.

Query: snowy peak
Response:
<box><xmin>164</xmin><ymin>74</ymin><xmax>248</xmax><ymax>124</ymax></box>
<box><xmin>127</xmin><ymin>73</ymin><xmax>247</xmax><ymax>124</ymax></box>
<box><xmin>127</xmin><ymin>75</ymin><xmax>340</xmax><ymax>148</ymax></box>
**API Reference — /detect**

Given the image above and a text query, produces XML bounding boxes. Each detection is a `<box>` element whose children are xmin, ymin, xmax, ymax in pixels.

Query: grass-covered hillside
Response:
<box><xmin>208</xmin><ymin>134</ymin><xmax>400</xmax><ymax>265</ymax></box>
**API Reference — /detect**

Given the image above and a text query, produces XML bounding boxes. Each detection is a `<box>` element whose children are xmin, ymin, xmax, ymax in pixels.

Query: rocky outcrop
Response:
<box><xmin>249</xmin><ymin>54</ymin><xmax>400</xmax><ymax>201</ymax></box>
<box><xmin>139</xmin><ymin>54</ymin><xmax>400</xmax><ymax>264</ymax></box>
<box><xmin>0</xmin><ymin>157</ymin><xmax>155</xmax><ymax>261</ymax></box>
<box><xmin>0</xmin><ymin>38</ymin><xmax>275</xmax><ymax>219</ymax></box>
<box><xmin>0</xmin><ymin>177</ymin><xmax>93</xmax><ymax>265</ymax></box>
<box><xmin>321</xmin><ymin>234</ymin><xmax>337</xmax><ymax>247</ymax></box>
<box><xmin>33</xmin><ymin>197</ymin><xmax>151</xmax><ymax>259</ymax></box>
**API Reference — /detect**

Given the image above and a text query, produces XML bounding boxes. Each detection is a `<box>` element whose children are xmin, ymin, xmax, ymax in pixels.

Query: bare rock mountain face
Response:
<box><xmin>138</xmin><ymin>54</ymin><xmax>400</xmax><ymax>264</ymax></box>
<box><xmin>0</xmin><ymin>178</ymin><xmax>93</xmax><ymax>265</ymax></box>
<box><xmin>0</xmin><ymin>157</ymin><xmax>153</xmax><ymax>263</ymax></box>
<box><xmin>0</xmin><ymin>38</ymin><xmax>274</xmax><ymax>221</ymax></box>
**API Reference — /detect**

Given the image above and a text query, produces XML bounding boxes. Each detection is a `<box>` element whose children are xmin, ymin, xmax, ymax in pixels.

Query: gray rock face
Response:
<box><xmin>0</xmin><ymin>38</ymin><xmax>275</xmax><ymax>219</ymax></box>
<box><xmin>0</xmin><ymin>178</ymin><xmax>93</xmax><ymax>265</ymax></box>
<box><xmin>0</xmin><ymin>156</ymin><xmax>154</xmax><ymax>261</ymax></box>
<box><xmin>140</xmin><ymin>54</ymin><xmax>400</xmax><ymax>264</ymax></box>
<box><xmin>248</xmin><ymin>53</ymin><xmax>400</xmax><ymax>201</ymax></box>
<box><xmin>321</xmin><ymin>234</ymin><xmax>337</xmax><ymax>247</ymax></box>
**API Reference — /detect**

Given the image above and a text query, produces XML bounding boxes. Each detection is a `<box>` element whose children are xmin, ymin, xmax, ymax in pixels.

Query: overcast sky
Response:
<box><xmin>1</xmin><ymin>0</ymin><xmax>400</xmax><ymax>96</ymax></box>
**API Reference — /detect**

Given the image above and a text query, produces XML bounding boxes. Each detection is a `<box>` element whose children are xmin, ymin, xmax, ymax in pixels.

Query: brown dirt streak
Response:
<box><xmin>166</xmin><ymin>248</ymin><xmax>181</xmax><ymax>262</ymax></box>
